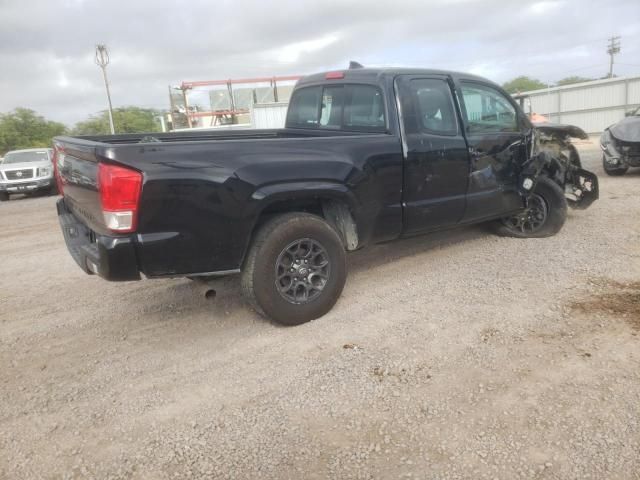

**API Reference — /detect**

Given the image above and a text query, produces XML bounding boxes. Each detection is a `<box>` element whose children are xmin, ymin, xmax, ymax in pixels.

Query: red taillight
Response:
<box><xmin>52</xmin><ymin>143</ymin><xmax>65</xmax><ymax>196</ymax></box>
<box><xmin>325</xmin><ymin>71</ymin><xmax>345</xmax><ymax>79</ymax></box>
<box><xmin>98</xmin><ymin>163</ymin><xmax>142</xmax><ymax>233</ymax></box>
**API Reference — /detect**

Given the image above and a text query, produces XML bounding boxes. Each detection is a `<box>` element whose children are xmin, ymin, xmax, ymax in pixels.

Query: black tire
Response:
<box><xmin>602</xmin><ymin>155</ymin><xmax>628</xmax><ymax>176</ymax></box>
<box><xmin>0</xmin><ymin>192</ymin><xmax>9</xmax><ymax>202</ymax></box>
<box><xmin>494</xmin><ymin>176</ymin><xmax>567</xmax><ymax>238</ymax></box>
<box><xmin>241</xmin><ymin>213</ymin><xmax>347</xmax><ymax>326</ymax></box>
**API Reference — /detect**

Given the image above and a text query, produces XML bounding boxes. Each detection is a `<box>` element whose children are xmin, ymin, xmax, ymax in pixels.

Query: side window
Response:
<box><xmin>343</xmin><ymin>85</ymin><xmax>386</xmax><ymax>131</ymax></box>
<box><xmin>409</xmin><ymin>79</ymin><xmax>457</xmax><ymax>135</ymax></box>
<box><xmin>319</xmin><ymin>86</ymin><xmax>344</xmax><ymax>129</ymax></box>
<box><xmin>460</xmin><ymin>83</ymin><xmax>517</xmax><ymax>133</ymax></box>
<box><xmin>285</xmin><ymin>86</ymin><xmax>321</xmax><ymax>128</ymax></box>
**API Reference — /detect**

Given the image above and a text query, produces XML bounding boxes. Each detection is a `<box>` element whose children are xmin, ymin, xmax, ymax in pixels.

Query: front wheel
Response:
<box><xmin>495</xmin><ymin>177</ymin><xmax>567</xmax><ymax>238</ymax></box>
<box><xmin>0</xmin><ymin>192</ymin><xmax>9</xmax><ymax>202</ymax></box>
<box><xmin>241</xmin><ymin>213</ymin><xmax>347</xmax><ymax>326</ymax></box>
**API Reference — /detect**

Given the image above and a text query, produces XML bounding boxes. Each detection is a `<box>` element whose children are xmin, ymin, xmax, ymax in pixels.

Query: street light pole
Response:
<box><xmin>95</xmin><ymin>44</ymin><xmax>115</xmax><ymax>134</ymax></box>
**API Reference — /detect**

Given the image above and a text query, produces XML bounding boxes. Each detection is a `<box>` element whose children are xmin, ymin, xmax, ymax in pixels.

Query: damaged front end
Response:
<box><xmin>600</xmin><ymin>111</ymin><xmax>640</xmax><ymax>174</ymax></box>
<box><xmin>519</xmin><ymin>124</ymin><xmax>598</xmax><ymax>210</ymax></box>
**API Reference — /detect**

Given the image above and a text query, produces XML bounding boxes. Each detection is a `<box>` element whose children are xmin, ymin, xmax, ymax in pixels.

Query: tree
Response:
<box><xmin>74</xmin><ymin>107</ymin><xmax>161</xmax><ymax>135</ymax></box>
<box><xmin>502</xmin><ymin>76</ymin><xmax>547</xmax><ymax>94</ymax></box>
<box><xmin>556</xmin><ymin>76</ymin><xmax>594</xmax><ymax>86</ymax></box>
<box><xmin>0</xmin><ymin>108</ymin><xmax>67</xmax><ymax>155</ymax></box>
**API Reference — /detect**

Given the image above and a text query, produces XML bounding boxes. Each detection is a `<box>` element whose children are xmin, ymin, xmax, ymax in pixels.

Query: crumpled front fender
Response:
<box><xmin>519</xmin><ymin>129</ymin><xmax>599</xmax><ymax>210</ymax></box>
<box><xmin>534</xmin><ymin>123</ymin><xmax>589</xmax><ymax>140</ymax></box>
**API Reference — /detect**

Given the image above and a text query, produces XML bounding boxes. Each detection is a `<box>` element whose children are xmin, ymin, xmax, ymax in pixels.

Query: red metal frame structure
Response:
<box><xmin>181</xmin><ymin>75</ymin><xmax>301</xmax><ymax>89</ymax></box>
<box><xmin>179</xmin><ymin>75</ymin><xmax>302</xmax><ymax>126</ymax></box>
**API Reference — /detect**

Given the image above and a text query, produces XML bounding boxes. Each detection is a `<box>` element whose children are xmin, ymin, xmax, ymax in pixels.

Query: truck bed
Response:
<box><xmin>66</xmin><ymin>128</ymin><xmax>374</xmax><ymax>145</ymax></box>
<box><xmin>54</xmin><ymin>126</ymin><xmax>403</xmax><ymax>278</ymax></box>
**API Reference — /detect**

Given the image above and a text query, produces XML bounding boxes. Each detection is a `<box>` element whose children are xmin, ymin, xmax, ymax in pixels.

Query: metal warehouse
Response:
<box><xmin>514</xmin><ymin>75</ymin><xmax>640</xmax><ymax>134</ymax></box>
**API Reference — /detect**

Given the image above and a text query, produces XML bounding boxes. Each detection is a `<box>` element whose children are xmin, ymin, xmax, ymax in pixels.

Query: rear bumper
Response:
<box><xmin>56</xmin><ymin>198</ymin><xmax>140</xmax><ymax>281</ymax></box>
<box><xmin>0</xmin><ymin>178</ymin><xmax>53</xmax><ymax>193</ymax></box>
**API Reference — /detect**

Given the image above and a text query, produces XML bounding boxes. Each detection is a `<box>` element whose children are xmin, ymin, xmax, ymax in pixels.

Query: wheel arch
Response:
<box><xmin>241</xmin><ymin>182</ymin><xmax>361</xmax><ymax>266</ymax></box>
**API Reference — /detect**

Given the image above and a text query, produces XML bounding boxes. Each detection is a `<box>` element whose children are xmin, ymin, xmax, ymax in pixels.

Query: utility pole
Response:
<box><xmin>95</xmin><ymin>44</ymin><xmax>115</xmax><ymax>134</ymax></box>
<box><xmin>607</xmin><ymin>36</ymin><xmax>621</xmax><ymax>78</ymax></box>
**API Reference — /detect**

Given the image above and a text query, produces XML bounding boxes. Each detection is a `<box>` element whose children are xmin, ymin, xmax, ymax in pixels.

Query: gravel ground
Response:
<box><xmin>1</xmin><ymin>141</ymin><xmax>639</xmax><ymax>480</ymax></box>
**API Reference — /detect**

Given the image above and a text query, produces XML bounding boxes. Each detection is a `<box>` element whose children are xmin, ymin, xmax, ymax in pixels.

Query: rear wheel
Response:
<box><xmin>0</xmin><ymin>192</ymin><xmax>9</xmax><ymax>202</ymax></box>
<box><xmin>495</xmin><ymin>176</ymin><xmax>567</xmax><ymax>238</ymax></box>
<box><xmin>241</xmin><ymin>213</ymin><xmax>347</xmax><ymax>326</ymax></box>
<box><xmin>602</xmin><ymin>155</ymin><xmax>628</xmax><ymax>176</ymax></box>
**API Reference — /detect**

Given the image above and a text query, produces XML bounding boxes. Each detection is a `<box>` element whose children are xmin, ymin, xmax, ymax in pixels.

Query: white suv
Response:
<box><xmin>0</xmin><ymin>148</ymin><xmax>56</xmax><ymax>201</ymax></box>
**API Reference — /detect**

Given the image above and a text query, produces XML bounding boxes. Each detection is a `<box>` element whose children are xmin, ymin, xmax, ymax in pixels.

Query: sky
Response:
<box><xmin>1</xmin><ymin>0</ymin><xmax>639</xmax><ymax>126</ymax></box>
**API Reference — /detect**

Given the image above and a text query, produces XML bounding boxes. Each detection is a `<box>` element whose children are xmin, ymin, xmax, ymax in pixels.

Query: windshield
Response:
<box><xmin>3</xmin><ymin>151</ymin><xmax>50</xmax><ymax>164</ymax></box>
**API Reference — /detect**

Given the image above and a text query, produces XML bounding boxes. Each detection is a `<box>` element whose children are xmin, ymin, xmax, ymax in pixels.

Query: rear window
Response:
<box><xmin>286</xmin><ymin>84</ymin><xmax>386</xmax><ymax>132</ymax></box>
<box><xmin>286</xmin><ymin>86</ymin><xmax>322</xmax><ymax>128</ymax></box>
<box><xmin>319</xmin><ymin>86</ymin><xmax>344</xmax><ymax>129</ymax></box>
<box><xmin>343</xmin><ymin>85</ymin><xmax>385</xmax><ymax>131</ymax></box>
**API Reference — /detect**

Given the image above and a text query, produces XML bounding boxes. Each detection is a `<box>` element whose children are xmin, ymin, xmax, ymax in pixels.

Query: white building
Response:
<box><xmin>514</xmin><ymin>75</ymin><xmax>640</xmax><ymax>133</ymax></box>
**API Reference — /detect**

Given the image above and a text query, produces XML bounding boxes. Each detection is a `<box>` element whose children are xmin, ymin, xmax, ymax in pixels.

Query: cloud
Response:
<box><xmin>528</xmin><ymin>1</ymin><xmax>563</xmax><ymax>15</ymax></box>
<box><xmin>274</xmin><ymin>33</ymin><xmax>341</xmax><ymax>63</ymax></box>
<box><xmin>0</xmin><ymin>0</ymin><xmax>638</xmax><ymax>126</ymax></box>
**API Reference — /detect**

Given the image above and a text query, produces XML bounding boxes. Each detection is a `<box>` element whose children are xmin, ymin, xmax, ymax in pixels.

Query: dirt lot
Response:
<box><xmin>1</xmin><ymin>142</ymin><xmax>639</xmax><ymax>480</ymax></box>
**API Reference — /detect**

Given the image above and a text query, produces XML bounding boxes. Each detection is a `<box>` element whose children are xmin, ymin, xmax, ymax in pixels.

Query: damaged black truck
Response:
<box><xmin>54</xmin><ymin>67</ymin><xmax>598</xmax><ymax>325</ymax></box>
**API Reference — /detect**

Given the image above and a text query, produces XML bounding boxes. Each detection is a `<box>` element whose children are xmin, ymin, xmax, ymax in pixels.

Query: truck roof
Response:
<box><xmin>296</xmin><ymin>67</ymin><xmax>491</xmax><ymax>86</ymax></box>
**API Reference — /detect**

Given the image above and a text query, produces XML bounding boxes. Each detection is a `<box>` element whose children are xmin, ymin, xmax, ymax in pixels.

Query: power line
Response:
<box><xmin>607</xmin><ymin>36</ymin><xmax>621</xmax><ymax>78</ymax></box>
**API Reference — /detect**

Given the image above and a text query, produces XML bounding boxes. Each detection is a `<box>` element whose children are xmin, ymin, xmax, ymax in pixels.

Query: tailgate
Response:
<box><xmin>54</xmin><ymin>139</ymin><xmax>106</xmax><ymax>234</ymax></box>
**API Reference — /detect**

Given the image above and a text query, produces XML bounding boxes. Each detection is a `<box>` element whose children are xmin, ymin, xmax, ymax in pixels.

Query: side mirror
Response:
<box><xmin>625</xmin><ymin>110</ymin><xmax>635</xmax><ymax>117</ymax></box>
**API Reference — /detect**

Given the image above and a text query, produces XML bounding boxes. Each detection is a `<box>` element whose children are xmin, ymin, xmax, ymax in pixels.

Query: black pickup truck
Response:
<box><xmin>54</xmin><ymin>66</ymin><xmax>598</xmax><ymax>325</ymax></box>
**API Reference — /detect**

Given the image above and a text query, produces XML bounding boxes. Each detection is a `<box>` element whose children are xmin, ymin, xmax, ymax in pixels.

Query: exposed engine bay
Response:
<box><xmin>519</xmin><ymin>123</ymin><xmax>599</xmax><ymax>210</ymax></box>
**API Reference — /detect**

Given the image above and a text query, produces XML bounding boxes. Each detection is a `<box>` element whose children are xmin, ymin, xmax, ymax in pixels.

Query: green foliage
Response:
<box><xmin>502</xmin><ymin>76</ymin><xmax>547</xmax><ymax>94</ymax></box>
<box><xmin>74</xmin><ymin>107</ymin><xmax>161</xmax><ymax>135</ymax></box>
<box><xmin>0</xmin><ymin>108</ymin><xmax>67</xmax><ymax>156</ymax></box>
<box><xmin>556</xmin><ymin>76</ymin><xmax>594</xmax><ymax>86</ymax></box>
